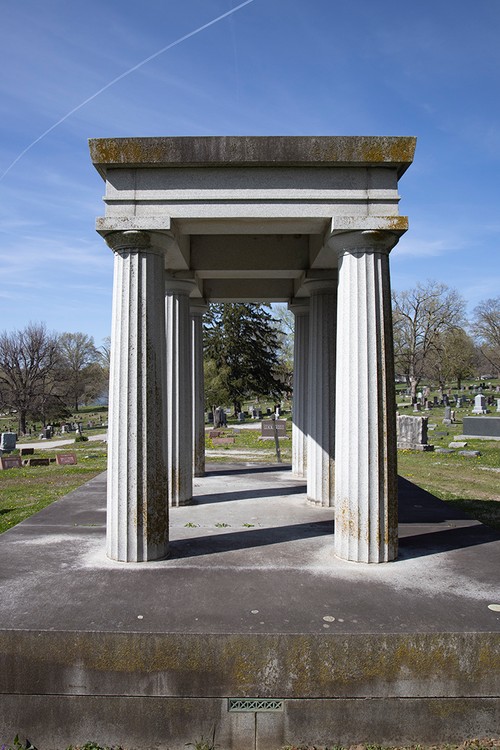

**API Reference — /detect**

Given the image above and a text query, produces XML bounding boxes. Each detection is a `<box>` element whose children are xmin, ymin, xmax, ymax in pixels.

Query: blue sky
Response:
<box><xmin>1</xmin><ymin>0</ymin><xmax>499</xmax><ymax>346</ymax></box>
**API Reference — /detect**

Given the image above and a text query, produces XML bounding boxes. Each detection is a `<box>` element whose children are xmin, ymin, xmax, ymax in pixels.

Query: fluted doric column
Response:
<box><xmin>165</xmin><ymin>275</ymin><xmax>196</xmax><ymax>506</ymax></box>
<box><xmin>289</xmin><ymin>301</ymin><xmax>309</xmax><ymax>478</ymax></box>
<box><xmin>105</xmin><ymin>231</ymin><xmax>168</xmax><ymax>562</ymax></box>
<box><xmin>334</xmin><ymin>231</ymin><xmax>399</xmax><ymax>563</ymax></box>
<box><xmin>304</xmin><ymin>276</ymin><xmax>337</xmax><ymax>506</ymax></box>
<box><xmin>191</xmin><ymin>301</ymin><xmax>208</xmax><ymax>477</ymax></box>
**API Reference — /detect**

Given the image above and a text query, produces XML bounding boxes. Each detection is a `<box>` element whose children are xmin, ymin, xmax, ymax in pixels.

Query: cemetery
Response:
<box><xmin>0</xmin><ymin>135</ymin><xmax>499</xmax><ymax>749</ymax></box>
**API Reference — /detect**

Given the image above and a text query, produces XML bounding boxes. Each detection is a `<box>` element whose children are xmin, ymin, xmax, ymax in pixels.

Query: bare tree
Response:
<box><xmin>472</xmin><ymin>297</ymin><xmax>500</xmax><ymax>376</ymax></box>
<box><xmin>0</xmin><ymin>323</ymin><xmax>63</xmax><ymax>433</ymax></box>
<box><xmin>425</xmin><ymin>328</ymin><xmax>478</xmax><ymax>390</ymax></box>
<box><xmin>392</xmin><ymin>281</ymin><xmax>465</xmax><ymax>400</ymax></box>
<box><xmin>58</xmin><ymin>332</ymin><xmax>102</xmax><ymax>411</ymax></box>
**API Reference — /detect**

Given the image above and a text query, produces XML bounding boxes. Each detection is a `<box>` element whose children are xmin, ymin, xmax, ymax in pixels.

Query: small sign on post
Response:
<box><xmin>271</xmin><ymin>415</ymin><xmax>282</xmax><ymax>464</ymax></box>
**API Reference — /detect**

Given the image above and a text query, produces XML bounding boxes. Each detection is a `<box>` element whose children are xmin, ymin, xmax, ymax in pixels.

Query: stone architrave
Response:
<box><xmin>165</xmin><ymin>275</ymin><xmax>197</xmax><ymax>506</ymax></box>
<box><xmin>105</xmin><ymin>231</ymin><xmax>168</xmax><ymax>562</ymax></box>
<box><xmin>333</xmin><ymin>231</ymin><xmax>399</xmax><ymax>563</ymax></box>
<box><xmin>289</xmin><ymin>301</ymin><xmax>309</xmax><ymax>478</ymax></box>
<box><xmin>304</xmin><ymin>277</ymin><xmax>337</xmax><ymax>506</ymax></box>
<box><xmin>191</xmin><ymin>301</ymin><xmax>208</xmax><ymax>477</ymax></box>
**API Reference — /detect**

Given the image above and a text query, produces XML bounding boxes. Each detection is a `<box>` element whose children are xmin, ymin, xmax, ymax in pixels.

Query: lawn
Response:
<box><xmin>0</xmin><ymin>440</ymin><xmax>107</xmax><ymax>534</ymax></box>
<box><xmin>1</xmin><ymin>404</ymin><xmax>500</xmax><ymax>533</ymax></box>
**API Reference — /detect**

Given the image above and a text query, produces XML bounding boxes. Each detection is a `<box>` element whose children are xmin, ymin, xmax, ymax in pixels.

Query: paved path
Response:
<box><xmin>16</xmin><ymin>432</ymin><xmax>107</xmax><ymax>450</ymax></box>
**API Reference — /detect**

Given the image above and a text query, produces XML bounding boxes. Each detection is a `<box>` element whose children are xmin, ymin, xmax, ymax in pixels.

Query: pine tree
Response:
<box><xmin>203</xmin><ymin>303</ymin><xmax>284</xmax><ymax>415</ymax></box>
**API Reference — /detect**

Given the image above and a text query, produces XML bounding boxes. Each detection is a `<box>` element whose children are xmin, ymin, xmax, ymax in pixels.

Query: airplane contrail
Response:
<box><xmin>0</xmin><ymin>0</ymin><xmax>255</xmax><ymax>181</ymax></box>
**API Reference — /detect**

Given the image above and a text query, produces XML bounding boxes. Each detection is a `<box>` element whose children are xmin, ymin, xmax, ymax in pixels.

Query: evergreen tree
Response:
<box><xmin>203</xmin><ymin>303</ymin><xmax>284</xmax><ymax>415</ymax></box>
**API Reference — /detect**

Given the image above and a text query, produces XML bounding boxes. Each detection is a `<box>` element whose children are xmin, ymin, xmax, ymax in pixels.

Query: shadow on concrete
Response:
<box><xmin>399</xmin><ymin>522</ymin><xmax>500</xmax><ymax>559</ymax></box>
<box><xmin>205</xmin><ymin>464</ymin><xmax>291</xmax><ymax>477</ymax></box>
<box><xmin>169</xmin><ymin>519</ymin><xmax>333</xmax><ymax>558</ymax></box>
<box><xmin>193</xmin><ymin>484</ymin><xmax>307</xmax><ymax>505</ymax></box>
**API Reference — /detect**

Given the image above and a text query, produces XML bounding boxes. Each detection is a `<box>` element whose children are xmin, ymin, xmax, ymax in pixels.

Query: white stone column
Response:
<box><xmin>191</xmin><ymin>301</ymin><xmax>208</xmax><ymax>477</ymax></box>
<box><xmin>165</xmin><ymin>276</ymin><xmax>196</xmax><ymax>506</ymax></box>
<box><xmin>105</xmin><ymin>231</ymin><xmax>168</xmax><ymax>562</ymax></box>
<box><xmin>333</xmin><ymin>230</ymin><xmax>399</xmax><ymax>563</ymax></box>
<box><xmin>289</xmin><ymin>301</ymin><xmax>309</xmax><ymax>478</ymax></box>
<box><xmin>305</xmin><ymin>277</ymin><xmax>337</xmax><ymax>506</ymax></box>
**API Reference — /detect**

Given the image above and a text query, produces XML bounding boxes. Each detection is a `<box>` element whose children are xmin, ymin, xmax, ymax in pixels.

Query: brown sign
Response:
<box><xmin>56</xmin><ymin>453</ymin><xmax>77</xmax><ymax>466</ymax></box>
<box><xmin>0</xmin><ymin>456</ymin><xmax>22</xmax><ymax>470</ymax></box>
<box><xmin>261</xmin><ymin>419</ymin><xmax>287</xmax><ymax>437</ymax></box>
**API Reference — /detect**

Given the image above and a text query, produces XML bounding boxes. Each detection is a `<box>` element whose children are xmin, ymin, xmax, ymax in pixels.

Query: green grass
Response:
<box><xmin>2</xmin><ymin>401</ymin><xmax>500</xmax><ymax>534</ymax></box>
<box><xmin>0</xmin><ymin>441</ymin><xmax>107</xmax><ymax>534</ymax></box>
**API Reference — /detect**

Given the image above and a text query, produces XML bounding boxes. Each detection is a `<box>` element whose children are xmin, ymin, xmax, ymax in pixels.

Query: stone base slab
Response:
<box><xmin>1</xmin><ymin>695</ymin><xmax>499</xmax><ymax>750</ymax></box>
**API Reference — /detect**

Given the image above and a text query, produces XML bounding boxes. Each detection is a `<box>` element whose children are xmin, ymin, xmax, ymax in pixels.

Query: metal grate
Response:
<box><xmin>228</xmin><ymin>698</ymin><xmax>284</xmax><ymax>713</ymax></box>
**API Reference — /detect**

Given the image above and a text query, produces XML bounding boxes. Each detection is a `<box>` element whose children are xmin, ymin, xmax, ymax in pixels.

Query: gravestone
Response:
<box><xmin>396</xmin><ymin>415</ymin><xmax>434</xmax><ymax>451</ymax></box>
<box><xmin>56</xmin><ymin>453</ymin><xmax>77</xmax><ymax>466</ymax></box>
<box><xmin>496</xmin><ymin>399</ymin><xmax>500</xmax><ymax>413</ymax></box>
<box><xmin>472</xmin><ymin>393</ymin><xmax>487</xmax><ymax>414</ymax></box>
<box><xmin>260</xmin><ymin>420</ymin><xmax>287</xmax><ymax>439</ymax></box>
<box><xmin>0</xmin><ymin>456</ymin><xmax>22</xmax><ymax>470</ymax></box>
<box><xmin>19</xmin><ymin>447</ymin><xmax>34</xmax><ymax>456</ymax></box>
<box><xmin>462</xmin><ymin>417</ymin><xmax>500</xmax><ymax>439</ymax></box>
<box><xmin>25</xmin><ymin>458</ymin><xmax>50</xmax><ymax>467</ymax></box>
<box><xmin>443</xmin><ymin>406</ymin><xmax>452</xmax><ymax>425</ymax></box>
<box><xmin>0</xmin><ymin>433</ymin><xmax>17</xmax><ymax>452</ymax></box>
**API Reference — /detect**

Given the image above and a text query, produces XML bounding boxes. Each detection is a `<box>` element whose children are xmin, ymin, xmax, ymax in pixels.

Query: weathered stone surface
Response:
<box><xmin>334</xmin><ymin>233</ymin><xmax>399</xmax><ymax>562</ymax></box>
<box><xmin>89</xmin><ymin>135</ymin><xmax>416</xmax><ymax>175</ymax></box>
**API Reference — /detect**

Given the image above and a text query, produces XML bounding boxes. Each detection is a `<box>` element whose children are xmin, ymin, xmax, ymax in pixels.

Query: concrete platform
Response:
<box><xmin>1</xmin><ymin>463</ymin><xmax>499</xmax><ymax>749</ymax></box>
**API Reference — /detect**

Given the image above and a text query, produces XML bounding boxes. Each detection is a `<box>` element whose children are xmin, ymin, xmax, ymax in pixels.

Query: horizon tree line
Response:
<box><xmin>1</xmin><ymin>283</ymin><xmax>499</xmax><ymax>433</ymax></box>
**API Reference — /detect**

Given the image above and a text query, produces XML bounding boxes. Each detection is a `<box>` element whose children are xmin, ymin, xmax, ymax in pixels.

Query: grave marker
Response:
<box><xmin>56</xmin><ymin>453</ymin><xmax>77</xmax><ymax>466</ymax></box>
<box><xmin>0</xmin><ymin>456</ymin><xmax>22</xmax><ymax>470</ymax></box>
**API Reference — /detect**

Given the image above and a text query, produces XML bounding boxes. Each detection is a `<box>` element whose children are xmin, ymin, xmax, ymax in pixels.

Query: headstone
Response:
<box><xmin>209</xmin><ymin>430</ymin><xmax>222</xmax><ymax>438</ymax></box>
<box><xmin>496</xmin><ymin>399</ymin><xmax>500</xmax><ymax>413</ymax></box>
<box><xmin>462</xmin><ymin>417</ymin><xmax>500</xmax><ymax>439</ymax></box>
<box><xmin>413</xmin><ymin>402</ymin><xmax>421</xmax><ymax>412</ymax></box>
<box><xmin>266</xmin><ymin>408</ymin><xmax>272</xmax><ymax>415</ymax></box>
<box><xmin>449</xmin><ymin>441</ymin><xmax>467</xmax><ymax>448</ymax></box>
<box><xmin>443</xmin><ymin>406</ymin><xmax>452</xmax><ymax>425</ymax></box>
<box><xmin>211</xmin><ymin>437</ymin><xmax>235</xmax><ymax>445</ymax></box>
<box><xmin>0</xmin><ymin>433</ymin><xmax>17</xmax><ymax>452</ymax></box>
<box><xmin>0</xmin><ymin>456</ymin><xmax>22</xmax><ymax>470</ymax></box>
<box><xmin>456</xmin><ymin>398</ymin><xmax>462</xmax><ymax>408</ymax></box>
<box><xmin>260</xmin><ymin>419</ymin><xmax>287</xmax><ymax>439</ymax></box>
<box><xmin>433</xmin><ymin>396</ymin><xmax>439</xmax><ymax>406</ymax></box>
<box><xmin>56</xmin><ymin>453</ymin><xmax>77</xmax><ymax>465</ymax></box>
<box><xmin>25</xmin><ymin>458</ymin><xmax>50</xmax><ymax>467</ymax></box>
<box><xmin>19</xmin><ymin>447</ymin><xmax>34</xmax><ymax>456</ymax></box>
<box><xmin>396</xmin><ymin>415</ymin><xmax>434</xmax><ymax>451</ymax></box>
<box><xmin>458</xmin><ymin>450</ymin><xmax>481</xmax><ymax>457</ymax></box>
<box><xmin>237</xmin><ymin>413</ymin><xmax>245</xmax><ymax>422</ymax></box>
<box><xmin>472</xmin><ymin>393</ymin><xmax>487</xmax><ymax>414</ymax></box>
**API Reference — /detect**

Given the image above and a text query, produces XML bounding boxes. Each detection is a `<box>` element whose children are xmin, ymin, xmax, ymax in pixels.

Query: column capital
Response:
<box><xmin>302</xmin><ymin>273</ymin><xmax>338</xmax><ymax>296</ymax></box>
<box><xmin>103</xmin><ymin>230</ymin><xmax>164</xmax><ymax>256</ymax></box>
<box><xmin>328</xmin><ymin>230</ymin><xmax>401</xmax><ymax>257</ymax></box>
<box><xmin>190</xmin><ymin>299</ymin><xmax>209</xmax><ymax>316</ymax></box>
<box><xmin>165</xmin><ymin>274</ymin><xmax>198</xmax><ymax>296</ymax></box>
<box><xmin>288</xmin><ymin>299</ymin><xmax>310</xmax><ymax>316</ymax></box>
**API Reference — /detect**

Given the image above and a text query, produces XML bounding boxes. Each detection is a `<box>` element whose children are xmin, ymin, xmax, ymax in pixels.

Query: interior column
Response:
<box><xmin>334</xmin><ymin>230</ymin><xmax>399</xmax><ymax>563</ymax></box>
<box><xmin>104</xmin><ymin>230</ymin><xmax>168</xmax><ymax>562</ymax></box>
<box><xmin>289</xmin><ymin>301</ymin><xmax>309</xmax><ymax>478</ymax></box>
<box><xmin>165</xmin><ymin>276</ymin><xmax>196</xmax><ymax>506</ymax></box>
<box><xmin>191</xmin><ymin>301</ymin><xmax>207</xmax><ymax>478</ymax></box>
<box><xmin>305</xmin><ymin>277</ymin><xmax>337</xmax><ymax>506</ymax></box>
